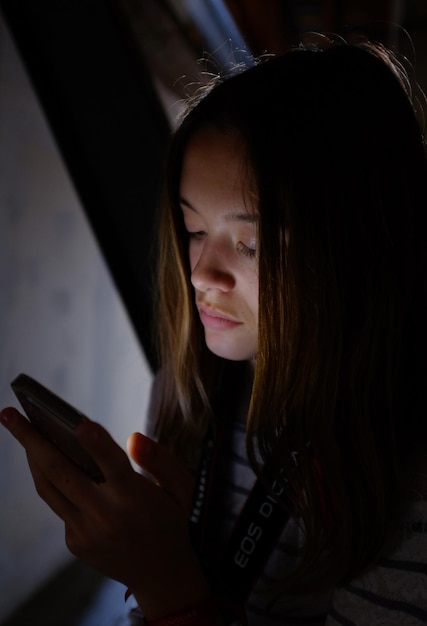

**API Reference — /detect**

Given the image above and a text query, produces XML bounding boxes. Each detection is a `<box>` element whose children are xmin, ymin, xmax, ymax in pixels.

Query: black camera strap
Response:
<box><xmin>189</xmin><ymin>422</ymin><xmax>293</xmax><ymax>619</ymax></box>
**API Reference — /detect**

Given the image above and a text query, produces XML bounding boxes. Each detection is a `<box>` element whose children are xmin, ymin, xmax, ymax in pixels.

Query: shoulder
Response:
<box><xmin>327</xmin><ymin>499</ymin><xmax>427</xmax><ymax>625</ymax></box>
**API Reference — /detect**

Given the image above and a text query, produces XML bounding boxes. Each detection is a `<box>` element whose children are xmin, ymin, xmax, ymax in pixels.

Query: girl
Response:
<box><xmin>2</xmin><ymin>34</ymin><xmax>427</xmax><ymax>625</ymax></box>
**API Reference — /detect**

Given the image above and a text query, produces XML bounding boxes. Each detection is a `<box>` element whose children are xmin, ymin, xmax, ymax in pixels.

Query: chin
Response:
<box><xmin>205</xmin><ymin>338</ymin><xmax>257</xmax><ymax>362</ymax></box>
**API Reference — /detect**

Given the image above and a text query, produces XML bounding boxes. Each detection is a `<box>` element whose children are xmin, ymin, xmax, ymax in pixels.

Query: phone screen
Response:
<box><xmin>11</xmin><ymin>374</ymin><xmax>105</xmax><ymax>483</ymax></box>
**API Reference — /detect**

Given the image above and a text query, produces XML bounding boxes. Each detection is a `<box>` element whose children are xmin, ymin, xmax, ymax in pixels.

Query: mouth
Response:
<box><xmin>198</xmin><ymin>305</ymin><xmax>242</xmax><ymax>330</ymax></box>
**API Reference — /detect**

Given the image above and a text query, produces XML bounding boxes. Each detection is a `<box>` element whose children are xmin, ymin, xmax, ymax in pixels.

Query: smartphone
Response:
<box><xmin>11</xmin><ymin>373</ymin><xmax>105</xmax><ymax>483</ymax></box>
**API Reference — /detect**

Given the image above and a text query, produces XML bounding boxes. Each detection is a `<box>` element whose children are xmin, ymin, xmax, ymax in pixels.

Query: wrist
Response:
<box><xmin>130</xmin><ymin>553</ymin><xmax>211</xmax><ymax>621</ymax></box>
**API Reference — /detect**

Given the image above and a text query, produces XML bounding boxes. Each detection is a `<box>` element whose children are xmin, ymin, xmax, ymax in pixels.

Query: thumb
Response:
<box><xmin>127</xmin><ymin>432</ymin><xmax>155</xmax><ymax>470</ymax></box>
<box><xmin>127</xmin><ymin>433</ymin><xmax>195</xmax><ymax>511</ymax></box>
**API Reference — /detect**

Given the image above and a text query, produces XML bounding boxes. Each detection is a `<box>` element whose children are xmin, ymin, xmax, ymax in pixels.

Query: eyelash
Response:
<box><xmin>186</xmin><ymin>231</ymin><xmax>256</xmax><ymax>259</ymax></box>
<box><xmin>236</xmin><ymin>241</ymin><xmax>257</xmax><ymax>258</ymax></box>
<box><xmin>187</xmin><ymin>230</ymin><xmax>205</xmax><ymax>241</ymax></box>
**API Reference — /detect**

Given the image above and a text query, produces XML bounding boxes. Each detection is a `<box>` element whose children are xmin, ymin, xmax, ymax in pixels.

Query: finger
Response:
<box><xmin>1</xmin><ymin>407</ymin><xmax>100</xmax><ymax>507</ymax></box>
<box><xmin>26</xmin><ymin>456</ymin><xmax>90</xmax><ymax>562</ymax></box>
<box><xmin>27</xmin><ymin>452</ymin><xmax>80</xmax><ymax>521</ymax></box>
<box><xmin>127</xmin><ymin>433</ymin><xmax>195</xmax><ymax>511</ymax></box>
<box><xmin>1</xmin><ymin>407</ymin><xmax>39</xmax><ymax>444</ymax></box>
<box><xmin>127</xmin><ymin>432</ymin><xmax>156</xmax><ymax>473</ymax></box>
<box><xmin>75</xmin><ymin>421</ymin><xmax>133</xmax><ymax>485</ymax></box>
<box><xmin>0</xmin><ymin>407</ymin><xmax>69</xmax><ymax>462</ymax></box>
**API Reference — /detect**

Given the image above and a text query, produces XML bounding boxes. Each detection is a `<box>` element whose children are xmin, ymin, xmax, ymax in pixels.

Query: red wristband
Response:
<box><xmin>143</xmin><ymin>598</ymin><xmax>220</xmax><ymax>626</ymax></box>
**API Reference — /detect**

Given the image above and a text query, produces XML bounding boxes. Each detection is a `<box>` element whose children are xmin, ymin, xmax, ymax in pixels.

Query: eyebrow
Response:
<box><xmin>179</xmin><ymin>197</ymin><xmax>258</xmax><ymax>223</ymax></box>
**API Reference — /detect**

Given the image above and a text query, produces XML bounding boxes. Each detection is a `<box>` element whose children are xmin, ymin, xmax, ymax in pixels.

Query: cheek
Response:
<box><xmin>251</xmin><ymin>288</ymin><xmax>259</xmax><ymax>322</ymax></box>
<box><xmin>188</xmin><ymin>242</ymin><xmax>200</xmax><ymax>273</ymax></box>
<box><xmin>242</xmin><ymin>272</ymin><xmax>259</xmax><ymax>319</ymax></box>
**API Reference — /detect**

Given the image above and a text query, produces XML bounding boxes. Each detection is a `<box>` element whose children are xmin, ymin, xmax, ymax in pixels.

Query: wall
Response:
<box><xmin>0</xmin><ymin>18</ymin><xmax>152</xmax><ymax>622</ymax></box>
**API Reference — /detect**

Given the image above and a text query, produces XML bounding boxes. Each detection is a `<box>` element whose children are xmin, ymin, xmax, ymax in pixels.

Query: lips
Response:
<box><xmin>198</xmin><ymin>305</ymin><xmax>242</xmax><ymax>330</ymax></box>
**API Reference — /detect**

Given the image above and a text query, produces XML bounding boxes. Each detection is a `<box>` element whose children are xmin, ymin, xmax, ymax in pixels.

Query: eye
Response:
<box><xmin>237</xmin><ymin>241</ymin><xmax>256</xmax><ymax>259</ymax></box>
<box><xmin>186</xmin><ymin>229</ymin><xmax>206</xmax><ymax>241</ymax></box>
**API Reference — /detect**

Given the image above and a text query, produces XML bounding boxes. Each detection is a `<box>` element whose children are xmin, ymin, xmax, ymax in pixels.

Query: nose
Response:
<box><xmin>190</xmin><ymin>244</ymin><xmax>235</xmax><ymax>293</ymax></box>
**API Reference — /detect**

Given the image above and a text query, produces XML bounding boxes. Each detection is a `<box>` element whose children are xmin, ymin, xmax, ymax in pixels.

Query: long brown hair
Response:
<box><xmin>154</xmin><ymin>36</ymin><xmax>427</xmax><ymax>590</ymax></box>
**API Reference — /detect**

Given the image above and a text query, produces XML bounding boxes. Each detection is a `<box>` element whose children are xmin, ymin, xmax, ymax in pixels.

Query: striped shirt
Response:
<box><xmin>203</xmin><ymin>420</ymin><xmax>427</xmax><ymax>625</ymax></box>
<box><xmin>145</xmin><ymin>377</ymin><xmax>427</xmax><ymax>624</ymax></box>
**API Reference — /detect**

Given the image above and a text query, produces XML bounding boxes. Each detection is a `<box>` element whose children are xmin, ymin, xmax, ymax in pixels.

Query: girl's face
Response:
<box><xmin>179</xmin><ymin>128</ymin><xmax>258</xmax><ymax>362</ymax></box>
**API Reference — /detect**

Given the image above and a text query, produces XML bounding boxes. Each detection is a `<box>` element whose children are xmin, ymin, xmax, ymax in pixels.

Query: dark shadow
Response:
<box><xmin>1</xmin><ymin>561</ymin><xmax>106</xmax><ymax>626</ymax></box>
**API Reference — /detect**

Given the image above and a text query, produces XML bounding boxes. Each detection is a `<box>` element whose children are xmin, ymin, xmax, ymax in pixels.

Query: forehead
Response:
<box><xmin>179</xmin><ymin>128</ymin><xmax>255</xmax><ymax>212</ymax></box>
<box><xmin>181</xmin><ymin>127</ymin><xmax>244</xmax><ymax>176</ymax></box>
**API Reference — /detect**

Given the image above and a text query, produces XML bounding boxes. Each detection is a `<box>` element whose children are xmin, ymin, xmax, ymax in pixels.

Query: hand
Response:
<box><xmin>0</xmin><ymin>408</ymin><xmax>210</xmax><ymax>619</ymax></box>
